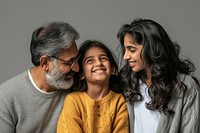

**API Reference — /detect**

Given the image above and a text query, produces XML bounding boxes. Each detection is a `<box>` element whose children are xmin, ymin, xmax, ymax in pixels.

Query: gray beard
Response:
<box><xmin>46</xmin><ymin>63</ymin><xmax>74</xmax><ymax>90</ymax></box>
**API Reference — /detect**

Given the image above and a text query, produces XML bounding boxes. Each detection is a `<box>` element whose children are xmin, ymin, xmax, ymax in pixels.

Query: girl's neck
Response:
<box><xmin>86</xmin><ymin>84</ymin><xmax>110</xmax><ymax>100</ymax></box>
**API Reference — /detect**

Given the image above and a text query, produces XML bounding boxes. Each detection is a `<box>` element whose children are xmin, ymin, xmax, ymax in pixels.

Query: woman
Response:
<box><xmin>57</xmin><ymin>40</ymin><xmax>129</xmax><ymax>133</ymax></box>
<box><xmin>117</xmin><ymin>18</ymin><xmax>200</xmax><ymax>133</ymax></box>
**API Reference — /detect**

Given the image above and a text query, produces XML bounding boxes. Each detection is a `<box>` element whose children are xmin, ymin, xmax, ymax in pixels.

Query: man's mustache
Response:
<box><xmin>65</xmin><ymin>70</ymin><xmax>75</xmax><ymax>78</ymax></box>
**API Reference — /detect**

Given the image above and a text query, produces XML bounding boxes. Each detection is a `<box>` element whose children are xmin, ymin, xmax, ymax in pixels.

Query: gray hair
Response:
<box><xmin>30</xmin><ymin>21</ymin><xmax>79</xmax><ymax>66</ymax></box>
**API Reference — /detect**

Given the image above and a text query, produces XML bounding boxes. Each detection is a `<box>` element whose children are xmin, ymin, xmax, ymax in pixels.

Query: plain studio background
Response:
<box><xmin>0</xmin><ymin>0</ymin><xmax>200</xmax><ymax>84</ymax></box>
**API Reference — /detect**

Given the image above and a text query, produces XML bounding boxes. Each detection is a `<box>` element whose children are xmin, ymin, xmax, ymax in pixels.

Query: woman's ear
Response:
<box><xmin>40</xmin><ymin>56</ymin><xmax>50</xmax><ymax>71</ymax></box>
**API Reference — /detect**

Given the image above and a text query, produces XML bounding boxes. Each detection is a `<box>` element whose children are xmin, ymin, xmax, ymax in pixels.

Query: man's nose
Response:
<box><xmin>71</xmin><ymin>61</ymin><xmax>79</xmax><ymax>72</ymax></box>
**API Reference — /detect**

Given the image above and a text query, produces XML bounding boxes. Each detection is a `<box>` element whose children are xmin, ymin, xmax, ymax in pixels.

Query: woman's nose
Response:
<box><xmin>123</xmin><ymin>50</ymin><xmax>130</xmax><ymax>60</ymax></box>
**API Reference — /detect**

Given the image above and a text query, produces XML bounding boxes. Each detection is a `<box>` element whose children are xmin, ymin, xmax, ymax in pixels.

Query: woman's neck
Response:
<box><xmin>145</xmin><ymin>67</ymin><xmax>151</xmax><ymax>86</ymax></box>
<box><xmin>140</xmin><ymin>67</ymin><xmax>151</xmax><ymax>86</ymax></box>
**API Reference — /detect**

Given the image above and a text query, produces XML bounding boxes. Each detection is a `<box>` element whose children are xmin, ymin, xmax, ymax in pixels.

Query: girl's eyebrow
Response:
<box><xmin>83</xmin><ymin>56</ymin><xmax>93</xmax><ymax>63</ymax></box>
<box><xmin>99</xmin><ymin>54</ymin><xmax>108</xmax><ymax>57</ymax></box>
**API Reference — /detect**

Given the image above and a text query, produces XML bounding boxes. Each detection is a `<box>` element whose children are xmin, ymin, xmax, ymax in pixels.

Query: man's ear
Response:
<box><xmin>40</xmin><ymin>56</ymin><xmax>50</xmax><ymax>71</ymax></box>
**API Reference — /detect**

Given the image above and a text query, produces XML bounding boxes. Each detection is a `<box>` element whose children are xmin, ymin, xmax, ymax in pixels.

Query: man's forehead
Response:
<box><xmin>59</xmin><ymin>44</ymin><xmax>78</xmax><ymax>60</ymax></box>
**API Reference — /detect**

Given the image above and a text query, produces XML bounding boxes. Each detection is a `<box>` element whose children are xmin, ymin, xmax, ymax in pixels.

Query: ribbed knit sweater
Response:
<box><xmin>57</xmin><ymin>90</ymin><xmax>129</xmax><ymax>133</ymax></box>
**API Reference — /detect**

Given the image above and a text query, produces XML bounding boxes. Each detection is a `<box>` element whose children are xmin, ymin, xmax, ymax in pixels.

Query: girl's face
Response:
<box><xmin>82</xmin><ymin>47</ymin><xmax>113</xmax><ymax>84</ymax></box>
<box><xmin>123</xmin><ymin>34</ymin><xmax>145</xmax><ymax>73</ymax></box>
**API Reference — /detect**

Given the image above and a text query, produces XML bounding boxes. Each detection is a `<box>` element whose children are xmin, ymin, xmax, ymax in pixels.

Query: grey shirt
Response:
<box><xmin>0</xmin><ymin>70</ymin><xmax>69</xmax><ymax>133</ymax></box>
<box><xmin>127</xmin><ymin>74</ymin><xmax>200</xmax><ymax>133</ymax></box>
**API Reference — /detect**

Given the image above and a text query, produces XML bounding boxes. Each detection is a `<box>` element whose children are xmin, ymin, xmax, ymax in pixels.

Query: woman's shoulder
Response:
<box><xmin>178</xmin><ymin>73</ymin><xmax>200</xmax><ymax>94</ymax></box>
<box><xmin>179</xmin><ymin>74</ymin><xmax>198</xmax><ymax>86</ymax></box>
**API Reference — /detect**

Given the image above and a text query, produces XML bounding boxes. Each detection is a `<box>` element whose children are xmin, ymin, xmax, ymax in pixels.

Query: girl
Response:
<box><xmin>57</xmin><ymin>40</ymin><xmax>129</xmax><ymax>133</ymax></box>
<box><xmin>117</xmin><ymin>18</ymin><xmax>200</xmax><ymax>133</ymax></box>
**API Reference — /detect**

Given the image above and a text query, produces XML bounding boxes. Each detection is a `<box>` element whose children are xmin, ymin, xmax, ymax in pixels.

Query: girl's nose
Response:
<box><xmin>96</xmin><ymin>59</ymin><xmax>102</xmax><ymax>66</ymax></box>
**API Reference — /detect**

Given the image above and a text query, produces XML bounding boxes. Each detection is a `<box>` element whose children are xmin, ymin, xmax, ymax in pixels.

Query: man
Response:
<box><xmin>0</xmin><ymin>21</ymin><xmax>80</xmax><ymax>133</ymax></box>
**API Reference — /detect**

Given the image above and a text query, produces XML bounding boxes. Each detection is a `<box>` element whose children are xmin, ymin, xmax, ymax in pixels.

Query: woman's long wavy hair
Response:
<box><xmin>117</xmin><ymin>18</ymin><xmax>199</xmax><ymax>114</ymax></box>
<box><xmin>73</xmin><ymin>40</ymin><xmax>122</xmax><ymax>93</ymax></box>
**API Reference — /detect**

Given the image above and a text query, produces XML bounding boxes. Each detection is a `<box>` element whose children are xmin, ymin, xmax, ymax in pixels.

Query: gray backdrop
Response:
<box><xmin>0</xmin><ymin>0</ymin><xmax>200</xmax><ymax>84</ymax></box>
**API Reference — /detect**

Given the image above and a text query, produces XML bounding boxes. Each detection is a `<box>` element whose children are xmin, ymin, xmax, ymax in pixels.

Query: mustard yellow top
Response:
<box><xmin>57</xmin><ymin>90</ymin><xmax>129</xmax><ymax>133</ymax></box>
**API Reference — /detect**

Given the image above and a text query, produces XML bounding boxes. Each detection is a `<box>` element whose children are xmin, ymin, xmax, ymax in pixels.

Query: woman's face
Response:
<box><xmin>82</xmin><ymin>46</ymin><xmax>113</xmax><ymax>84</ymax></box>
<box><xmin>123</xmin><ymin>34</ymin><xmax>145</xmax><ymax>73</ymax></box>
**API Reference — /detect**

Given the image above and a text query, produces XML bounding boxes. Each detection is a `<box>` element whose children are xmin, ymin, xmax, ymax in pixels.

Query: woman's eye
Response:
<box><xmin>129</xmin><ymin>48</ymin><xmax>136</xmax><ymax>52</ymax></box>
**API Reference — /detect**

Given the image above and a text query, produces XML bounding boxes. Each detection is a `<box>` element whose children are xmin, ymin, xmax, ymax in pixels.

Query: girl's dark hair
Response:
<box><xmin>73</xmin><ymin>40</ymin><xmax>122</xmax><ymax>93</ymax></box>
<box><xmin>117</xmin><ymin>18</ymin><xmax>199</xmax><ymax>114</ymax></box>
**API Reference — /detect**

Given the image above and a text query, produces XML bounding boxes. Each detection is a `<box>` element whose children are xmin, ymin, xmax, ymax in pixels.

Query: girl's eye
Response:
<box><xmin>100</xmin><ymin>57</ymin><xmax>108</xmax><ymax>61</ymax></box>
<box><xmin>85</xmin><ymin>59</ymin><xmax>93</xmax><ymax>64</ymax></box>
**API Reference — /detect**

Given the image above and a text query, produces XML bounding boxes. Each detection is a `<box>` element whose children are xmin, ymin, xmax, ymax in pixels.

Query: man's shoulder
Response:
<box><xmin>0</xmin><ymin>70</ymin><xmax>29</xmax><ymax>91</ymax></box>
